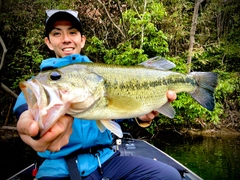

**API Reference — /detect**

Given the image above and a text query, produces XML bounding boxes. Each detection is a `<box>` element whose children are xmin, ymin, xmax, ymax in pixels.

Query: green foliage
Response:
<box><xmin>0</xmin><ymin>0</ymin><xmax>239</xmax><ymax>131</ymax></box>
<box><xmin>193</xmin><ymin>0</ymin><xmax>240</xmax><ymax>72</ymax></box>
<box><xmin>0</xmin><ymin>0</ymin><xmax>79</xmax><ymax>90</ymax></box>
<box><xmin>85</xmin><ymin>36</ymin><xmax>106</xmax><ymax>63</ymax></box>
<box><xmin>85</xmin><ymin>0</ymin><xmax>168</xmax><ymax>65</ymax></box>
<box><xmin>215</xmin><ymin>71</ymin><xmax>240</xmax><ymax>111</ymax></box>
<box><xmin>104</xmin><ymin>43</ymin><xmax>148</xmax><ymax>65</ymax></box>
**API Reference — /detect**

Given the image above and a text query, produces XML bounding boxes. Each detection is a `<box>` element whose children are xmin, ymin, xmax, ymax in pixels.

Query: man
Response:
<box><xmin>14</xmin><ymin>10</ymin><xmax>181</xmax><ymax>179</ymax></box>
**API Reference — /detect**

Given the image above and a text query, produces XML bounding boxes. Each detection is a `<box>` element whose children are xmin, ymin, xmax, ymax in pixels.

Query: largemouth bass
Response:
<box><xmin>20</xmin><ymin>57</ymin><xmax>218</xmax><ymax>138</ymax></box>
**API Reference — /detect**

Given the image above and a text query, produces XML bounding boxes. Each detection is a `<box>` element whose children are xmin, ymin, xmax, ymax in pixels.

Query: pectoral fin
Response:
<box><xmin>96</xmin><ymin>119</ymin><xmax>123</xmax><ymax>138</ymax></box>
<box><xmin>107</xmin><ymin>95</ymin><xmax>142</xmax><ymax>111</ymax></box>
<box><xmin>156</xmin><ymin>102</ymin><xmax>176</xmax><ymax>118</ymax></box>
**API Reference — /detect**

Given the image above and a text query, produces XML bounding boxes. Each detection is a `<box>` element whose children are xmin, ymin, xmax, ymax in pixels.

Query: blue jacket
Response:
<box><xmin>13</xmin><ymin>54</ymin><xmax>115</xmax><ymax>178</ymax></box>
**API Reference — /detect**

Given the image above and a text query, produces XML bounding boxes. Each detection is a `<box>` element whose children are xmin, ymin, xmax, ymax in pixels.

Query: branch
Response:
<box><xmin>1</xmin><ymin>82</ymin><xmax>18</xmax><ymax>98</ymax></box>
<box><xmin>0</xmin><ymin>35</ymin><xmax>18</xmax><ymax>98</ymax></box>
<box><xmin>0</xmin><ymin>35</ymin><xmax>7</xmax><ymax>70</ymax></box>
<box><xmin>97</xmin><ymin>0</ymin><xmax>126</xmax><ymax>38</ymax></box>
<box><xmin>140</xmin><ymin>0</ymin><xmax>147</xmax><ymax>50</ymax></box>
<box><xmin>117</xmin><ymin>0</ymin><xmax>126</xmax><ymax>35</ymax></box>
<box><xmin>1</xmin><ymin>126</ymin><xmax>17</xmax><ymax>130</ymax></box>
<box><xmin>132</xmin><ymin>0</ymin><xmax>147</xmax><ymax>50</ymax></box>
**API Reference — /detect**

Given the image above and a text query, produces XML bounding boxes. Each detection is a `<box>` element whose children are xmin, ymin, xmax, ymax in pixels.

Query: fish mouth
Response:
<box><xmin>19</xmin><ymin>79</ymin><xmax>69</xmax><ymax>137</ymax></box>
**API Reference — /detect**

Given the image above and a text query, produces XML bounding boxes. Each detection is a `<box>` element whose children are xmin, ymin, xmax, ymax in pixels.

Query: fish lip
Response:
<box><xmin>19</xmin><ymin>80</ymin><xmax>44</xmax><ymax>130</ymax></box>
<box><xmin>19</xmin><ymin>80</ymin><xmax>40</xmax><ymax>108</ymax></box>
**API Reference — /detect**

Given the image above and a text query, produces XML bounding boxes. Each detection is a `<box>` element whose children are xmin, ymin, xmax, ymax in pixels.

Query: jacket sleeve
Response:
<box><xmin>13</xmin><ymin>92</ymin><xmax>28</xmax><ymax>120</ymax></box>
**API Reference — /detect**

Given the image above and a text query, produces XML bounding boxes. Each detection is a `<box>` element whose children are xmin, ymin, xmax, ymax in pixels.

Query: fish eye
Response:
<box><xmin>49</xmin><ymin>71</ymin><xmax>61</xmax><ymax>80</ymax></box>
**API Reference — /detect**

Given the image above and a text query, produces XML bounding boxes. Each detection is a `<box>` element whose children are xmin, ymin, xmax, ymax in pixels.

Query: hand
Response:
<box><xmin>17</xmin><ymin>110</ymin><xmax>73</xmax><ymax>152</ymax></box>
<box><xmin>138</xmin><ymin>90</ymin><xmax>177</xmax><ymax>121</ymax></box>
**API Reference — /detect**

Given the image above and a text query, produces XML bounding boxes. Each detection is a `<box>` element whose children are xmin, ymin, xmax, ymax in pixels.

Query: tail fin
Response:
<box><xmin>189</xmin><ymin>72</ymin><xmax>218</xmax><ymax>111</ymax></box>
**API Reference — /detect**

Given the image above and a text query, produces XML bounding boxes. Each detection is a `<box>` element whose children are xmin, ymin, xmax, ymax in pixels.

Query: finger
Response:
<box><xmin>39</xmin><ymin>120</ymin><xmax>66</xmax><ymax>142</ymax></box>
<box><xmin>138</xmin><ymin>115</ymin><xmax>150</xmax><ymax>121</ymax></box>
<box><xmin>42</xmin><ymin>115</ymin><xmax>72</xmax><ymax>141</ymax></box>
<box><xmin>46</xmin><ymin>116</ymin><xmax>73</xmax><ymax>152</ymax></box>
<box><xmin>17</xmin><ymin>113</ymin><xmax>73</xmax><ymax>152</ymax></box>
<box><xmin>21</xmin><ymin>118</ymin><xmax>69</xmax><ymax>152</ymax></box>
<box><xmin>47</xmin><ymin>125</ymin><xmax>72</xmax><ymax>152</ymax></box>
<box><xmin>17</xmin><ymin>110</ymin><xmax>39</xmax><ymax>137</ymax></box>
<box><xmin>139</xmin><ymin>114</ymin><xmax>153</xmax><ymax>121</ymax></box>
<box><xmin>152</xmin><ymin>111</ymin><xmax>159</xmax><ymax>117</ymax></box>
<box><xmin>19</xmin><ymin>133</ymin><xmax>49</xmax><ymax>152</ymax></box>
<box><xmin>167</xmin><ymin>90</ymin><xmax>177</xmax><ymax>102</ymax></box>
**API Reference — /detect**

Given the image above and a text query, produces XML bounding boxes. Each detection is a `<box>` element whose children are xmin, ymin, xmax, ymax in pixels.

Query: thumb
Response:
<box><xmin>167</xmin><ymin>90</ymin><xmax>177</xmax><ymax>102</ymax></box>
<box><xmin>17</xmin><ymin>110</ymin><xmax>40</xmax><ymax>137</ymax></box>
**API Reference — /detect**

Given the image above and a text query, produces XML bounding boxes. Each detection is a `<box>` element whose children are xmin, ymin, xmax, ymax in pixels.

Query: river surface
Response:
<box><xmin>0</xmin><ymin>132</ymin><xmax>240</xmax><ymax>180</ymax></box>
<box><xmin>151</xmin><ymin>132</ymin><xmax>240</xmax><ymax>180</ymax></box>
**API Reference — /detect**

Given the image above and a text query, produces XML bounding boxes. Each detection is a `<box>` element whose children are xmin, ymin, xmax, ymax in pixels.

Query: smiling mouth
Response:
<box><xmin>62</xmin><ymin>47</ymin><xmax>75</xmax><ymax>53</ymax></box>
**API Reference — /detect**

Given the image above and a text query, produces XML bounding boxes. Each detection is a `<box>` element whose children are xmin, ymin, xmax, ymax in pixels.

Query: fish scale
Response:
<box><xmin>75</xmin><ymin>66</ymin><xmax>195</xmax><ymax>120</ymax></box>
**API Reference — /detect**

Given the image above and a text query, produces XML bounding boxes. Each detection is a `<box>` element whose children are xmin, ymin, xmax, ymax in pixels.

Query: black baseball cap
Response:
<box><xmin>45</xmin><ymin>10</ymin><xmax>83</xmax><ymax>37</ymax></box>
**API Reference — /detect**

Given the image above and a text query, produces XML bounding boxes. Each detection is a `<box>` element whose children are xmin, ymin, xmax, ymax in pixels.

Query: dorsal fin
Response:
<box><xmin>140</xmin><ymin>56</ymin><xmax>176</xmax><ymax>70</ymax></box>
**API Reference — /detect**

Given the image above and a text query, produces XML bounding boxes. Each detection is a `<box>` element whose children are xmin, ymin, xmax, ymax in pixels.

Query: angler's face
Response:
<box><xmin>45</xmin><ymin>20</ymin><xmax>86</xmax><ymax>58</ymax></box>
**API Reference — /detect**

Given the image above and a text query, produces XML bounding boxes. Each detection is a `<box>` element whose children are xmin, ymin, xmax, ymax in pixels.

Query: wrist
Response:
<box><xmin>135</xmin><ymin>117</ymin><xmax>152</xmax><ymax>128</ymax></box>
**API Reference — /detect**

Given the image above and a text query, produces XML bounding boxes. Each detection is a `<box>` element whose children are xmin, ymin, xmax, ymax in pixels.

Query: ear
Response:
<box><xmin>44</xmin><ymin>37</ymin><xmax>54</xmax><ymax>50</ymax></box>
<box><xmin>80</xmin><ymin>35</ymin><xmax>86</xmax><ymax>48</ymax></box>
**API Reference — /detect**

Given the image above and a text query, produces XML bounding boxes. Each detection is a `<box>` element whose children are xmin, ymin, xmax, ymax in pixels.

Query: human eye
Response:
<box><xmin>50</xmin><ymin>29</ymin><xmax>61</xmax><ymax>37</ymax></box>
<box><xmin>69</xmin><ymin>29</ymin><xmax>79</xmax><ymax>35</ymax></box>
<box><xmin>53</xmin><ymin>32</ymin><xmax>61</xmax><ymax>36</ymax></box>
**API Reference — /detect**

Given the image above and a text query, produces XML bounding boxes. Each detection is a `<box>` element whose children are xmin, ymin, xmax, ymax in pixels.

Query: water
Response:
<box><xmin>152</xmin><ymin>132</ymin><xmax>240</xmax><ymax>180</ymax></box>
<box><xmin>1</xmin><ymin>132</ymin><xmax>240</xmax><ymax>180</ymax></box>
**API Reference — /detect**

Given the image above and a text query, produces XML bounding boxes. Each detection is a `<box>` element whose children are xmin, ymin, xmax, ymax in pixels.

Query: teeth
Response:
<box><xmin>63</xmin><ymin>48</ymin><xmax>74</xmax><ymax>52</ymax></box>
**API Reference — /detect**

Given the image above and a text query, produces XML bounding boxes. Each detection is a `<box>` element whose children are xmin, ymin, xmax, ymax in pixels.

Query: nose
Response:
<box><xmin>62</xmin><ymin>33</ymin><xmax>71</xmax><ymax>44</ymax></box>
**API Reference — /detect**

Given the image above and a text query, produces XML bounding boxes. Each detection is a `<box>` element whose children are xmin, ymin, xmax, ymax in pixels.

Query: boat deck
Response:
<box><xmin>113</xmin><ymin>133</ymin><xmax>202</xmax><ymax>180</ymax></box>
<box><xmin>8</xmin><ymin>133</ymin><xmax>202</xmax><ymax>180</ymax></box>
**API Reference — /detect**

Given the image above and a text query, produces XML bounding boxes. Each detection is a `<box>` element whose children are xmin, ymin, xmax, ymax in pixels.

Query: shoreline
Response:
<box><xmin>1</xmin><ymin>125</ymin><xmax>240</xmax><ymax>141</ymax></box>
<box><xmin>183</xmin><ymin>127</ymin><xmax>240</xmax><ymax>137</ymax></box>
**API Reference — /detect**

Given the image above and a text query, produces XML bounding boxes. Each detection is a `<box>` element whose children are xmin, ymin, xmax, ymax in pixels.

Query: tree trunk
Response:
<box><xmin>187</xmin><ymin>0</ymin><xmax>205</xmax><ymax>73</ymax></box>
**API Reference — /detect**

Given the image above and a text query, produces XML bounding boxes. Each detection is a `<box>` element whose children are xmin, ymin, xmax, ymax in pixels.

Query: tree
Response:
<box><xmin>187</xmin><ymin>0</ymin><xmax>205</xmax><ymax>73</ymax></box>
<box><xmin>0</xmin><ymin>0</ymin><xmax>239</xmax><ymax>130</ymax></box>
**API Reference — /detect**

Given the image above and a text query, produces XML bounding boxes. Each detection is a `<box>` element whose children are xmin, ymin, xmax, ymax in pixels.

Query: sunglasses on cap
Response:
<box><xmin>46</xmin><ymin>9</ymin><xmax>79</xmax><ymax>20</ymax></box>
